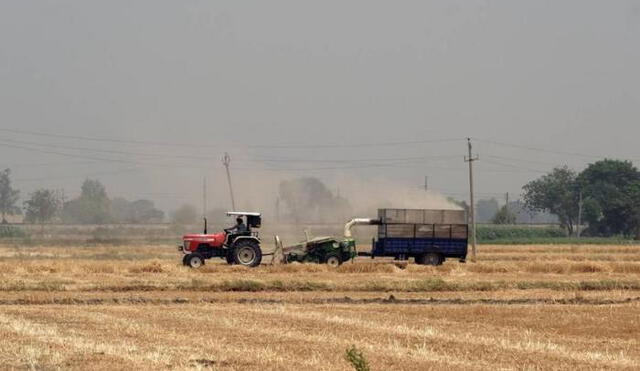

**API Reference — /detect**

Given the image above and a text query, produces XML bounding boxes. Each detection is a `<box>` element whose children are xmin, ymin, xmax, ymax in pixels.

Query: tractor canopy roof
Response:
<box><xmin>226</xmin><ymin>211</ymin><xmax>261</xmax><ymax>217</ymax></box>
<box><xmin>227</xmin><ymin>212</ymin><xmax>262</xmax><ymax>228</ymax></box>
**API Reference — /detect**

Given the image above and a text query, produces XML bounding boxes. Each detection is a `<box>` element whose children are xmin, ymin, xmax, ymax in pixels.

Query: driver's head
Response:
<box><xmin>236</xmin><ymin>217</ymin><xmax>243</xmax><ymax>224</ymax></box>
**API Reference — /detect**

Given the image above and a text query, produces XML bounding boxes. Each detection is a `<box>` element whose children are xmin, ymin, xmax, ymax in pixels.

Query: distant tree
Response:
<box><xmin>171</xmin><ymin>204</ymin><xmax>198</xmax><ymax>224</ymax></box>
<box><xmin>62</xmin><ymin>179</ymin><xmax>112</xmax><ymax>224</ymax></box>
<box><xmin>111</xmin><ymin>197</ymin><xmax>164</xmax><ymax>223</ymax></box>
<box><xmin>129</xmin><ymin>199</ymin><xmax>164</xmax><ymax>223</ymax></box>
<box><xmin>0</xmin><ymin>169</ymin><xmax>21</xmax><ymax>224</ymax></box>
<box><xmin>492</xmin><ymin>205</ymin><xmax>516</xmax><ymax>224</ymax></box>
<box><xmin>522</xmin><ymin>166</ymin><xmax>579</xmax><ymax>234</ymax></box>
<box><xmin>577</xmin><ymin>159</ymin><xmax>640</xmax><ymax>238</ymax></box>
<box><xmin>110</xmin><ymin>197</ymin><xmax>131</xmax><ymax>223</ymax></box>
<box><xmin>627</xmin><ymin>183</ymin><xmax>640</xmax><ymax>239</ymax></box>
<box><xmin>476</xmin><ymin>198</ymin><xmax>499</xmax><ymax>223</ymax></box>
<box><xmin>23</xmin><ymin>189</ymin><xmax>61</xmax><ymax>224</ymax></box>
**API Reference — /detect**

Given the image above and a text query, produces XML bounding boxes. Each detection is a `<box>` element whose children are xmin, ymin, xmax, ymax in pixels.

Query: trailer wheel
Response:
<box><xmin>186</xmin><ymin>253</ymin><xmax>205</xmax><ymax>268</ymax></box>
<box><xmin>424</xmin><ymin>253</ymin><xmax>442</xmax><ymax>266</ymax></box>
<box><xmin>415</xmin><ymin>255</ymin><xmax>426</xmax><ymax>265</ymax></box>
<box><xmin>325</xmin><ymin>254</ymin><xmax>342</xmax><ymax>268</ymax></box>
<box><xmin>232</xmin><ymin>240</ymin><xmax>262</xmax><ymax>267</ymax></box>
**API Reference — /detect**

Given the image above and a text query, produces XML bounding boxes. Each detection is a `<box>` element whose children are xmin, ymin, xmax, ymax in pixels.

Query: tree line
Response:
<box><xmin>2</xmin><ymin>158</ymin><xmax>640</xmax><ymax>238</ymax></box>
<box><xmin>522</xmin><ymin>159</ymin><xmax>640</xmax><ymax>239</ymax></box>
<box><xmin>0</xmin><ymin>170</ymin><xmax>167</xmax><ymax>225</ymax></box>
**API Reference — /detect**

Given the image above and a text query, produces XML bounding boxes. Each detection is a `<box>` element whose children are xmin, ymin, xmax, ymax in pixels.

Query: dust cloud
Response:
<box><xmin>211</xmin><ymin>172</ymin><xmax>461</xmax><ymax>224</ymax></box>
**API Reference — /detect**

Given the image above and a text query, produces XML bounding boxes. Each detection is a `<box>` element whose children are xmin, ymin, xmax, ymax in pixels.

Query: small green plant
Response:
<box><xmin>345</xmin><ymin>345</ymin><xmax>370</xmax><ymax>371</ymax></box>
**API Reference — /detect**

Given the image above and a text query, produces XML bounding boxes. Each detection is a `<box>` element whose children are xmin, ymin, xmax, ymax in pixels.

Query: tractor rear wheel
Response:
<box><xmin>232</xmin><ymin>240</ymin><xmax>262</xmax><ymax>267</ymax></box>
<box><xmin>325</xmin><ymin>254</ymin><xmax>342</xmax><ymax>267</ymax></box>
<box><xmin>424</xmin><ymin>253</ymin><xmax>442</xmax><ymax>266</ymax></box>
<box><xmin>186</xmin><ymin>253</ymin><xmax>205</xmax><ymax>268</ymax></box>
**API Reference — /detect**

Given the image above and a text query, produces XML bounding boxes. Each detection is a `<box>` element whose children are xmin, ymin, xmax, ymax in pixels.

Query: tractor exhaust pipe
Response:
<box><xmin>203</xmin><ymin>217</ymin><xmax>208</xmax><ymax>234</ymax></box>
<box><xmin>344</xmin><ymin>218</ymin><xmax>380</xmax><ymax>238</ymax></box>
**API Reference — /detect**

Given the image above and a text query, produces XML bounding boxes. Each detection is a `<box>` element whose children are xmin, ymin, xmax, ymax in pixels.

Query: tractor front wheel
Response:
<box><xmin>232</xmin><ymin>240</ymin><xmax>262</xmax><ymax>267</ymax></box>
<box><xmin>185</xmin><ymin>253</ymin><xmax>205</xmax><ymax>268</ymax></box>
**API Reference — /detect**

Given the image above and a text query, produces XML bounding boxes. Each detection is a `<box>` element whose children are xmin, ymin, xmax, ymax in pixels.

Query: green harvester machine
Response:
<box><xmin>279</xmin><ymin>236</ymin><xmax>357</xmax><ymax>267</ymax></box>
<box><xmin>273</xmin><ymin>218</ymin><xmax>378</xmax><ymax>267</ymax></box>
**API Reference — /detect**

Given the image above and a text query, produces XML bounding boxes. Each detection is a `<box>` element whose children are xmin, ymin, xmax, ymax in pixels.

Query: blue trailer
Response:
<box><xmin>358</xmin><ymin>209</ymin><xmax>468</xmax><ymax>265</ymax></box>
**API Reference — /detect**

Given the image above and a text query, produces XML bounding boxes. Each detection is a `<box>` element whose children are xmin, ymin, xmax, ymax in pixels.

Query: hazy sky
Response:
<box><xmin>1</xmin><ymin>1</ymin><xmax>639</xmax><ymax>213</ymax></box>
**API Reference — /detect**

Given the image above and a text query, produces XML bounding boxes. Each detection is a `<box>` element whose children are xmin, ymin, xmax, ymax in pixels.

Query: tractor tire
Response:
<box><xmin>415</xmin><ymin>255</ymin><xmax>426</xmax><ymax>265</ymax></box>
<box><xmin>424</xmin><ymin>253</ymin><xmax>442</xmax><ymax>266</ymax></box>
<box><xmin>232</xmin><ymin>240</ymin><xmax>262</xmax><ymax>267</ymax></box>
<box><xmin>186</xmin><ymin>253</ymin><xmax>205</xmax><ymax>269</ymax></box>
<box><xmin>325</xmin><ymin>254</ymin><xmax>342</xmax><ymax>268</ymax></box>
<box><xmin>182</xmin><ymin>254</ymin><xmax>190</xmax><ymax>266</ymax></box>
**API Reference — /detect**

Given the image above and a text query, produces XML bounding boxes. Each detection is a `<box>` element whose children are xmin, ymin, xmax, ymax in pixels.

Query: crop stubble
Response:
<box><xmin>0</xmin><ymin>243</ymin><xmax>638</xmax><ymax>370</ymax></box>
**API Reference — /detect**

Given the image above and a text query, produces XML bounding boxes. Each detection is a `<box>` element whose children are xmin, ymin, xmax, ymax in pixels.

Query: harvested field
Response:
<box><xmin>0</xmin><ymin>243</ymin><xmax>639</xmax><ymax>370</ymax></box>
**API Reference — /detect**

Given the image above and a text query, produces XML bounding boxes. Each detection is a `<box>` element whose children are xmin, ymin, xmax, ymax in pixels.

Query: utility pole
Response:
<box><xmin>222</xmin><ymin>152</ymin><xmax>236</xmax><ymax>211</ymax></box>
<box><xmin>577</xmin><ymin>191</ymin><xmax>583</xmax><ymax>238</ymax></box>
<box><xmin>424</xmin><ymin>176</ymin><xmax>429</xmax><ymax>192</ymax></box>
<box><xmin>505</xmin><ymin>192</ymin><xmax>509</xmax><ymax>206</ymax></box>
<box><xmin>202</xmin><ymin>177</ymin><xmax>208</xmax><ymax>219</ymax></box>
<box><xmin>465</xmin><ymin>138</ymin><xmax>479</xmax><ymax>262</ymax></box>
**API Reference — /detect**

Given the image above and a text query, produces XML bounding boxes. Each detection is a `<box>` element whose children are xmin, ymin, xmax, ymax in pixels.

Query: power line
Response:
<box><xmin>5</xmin><ymin>129</ymin><xmax>609</xmax><ymax>176</ymax></box>
<box><xmin>0</xmin><ymin>134</ymin><xmax>463</xmax><ymax>165</ymax></box>
<box><xmin>0</xmin><ymin>140</ymin><xmax>140</xmax><ymax>164</ymax></box>
<box><xmin>4</xmin><ymin>126</ymin><xmax>635</xmax><ymax>161</ymax></box>
<box><xmin>233</xmin><ymin>162</ymin><xmax>469</xmax><ymax>172</ymax></box>
<box><xmin>14</xmin><ymin>167</ymin><xmax>141</xmax><ymax>182</ymax></box>
<box><xmin>0</xmin><ymin>127</ymin><xmax>464</xmax><ymax>150</ymax></box>
<box><xmin>0</xmin><ymin>137</ymin><xmax>216</xmax><ymax>161</ymax></box>
<box><xmin>0</xmin><ymin>140</ymin><xmax>213</xmax><ymax>170</ymax></box>
<box><xmin>0</xmin><ymin>128</ymin><xmax>215</xmax><ymax>148</ymax></box>
<box><xmin>0</xmin><ymin>137</ymin><xmax>467</xmax><ymax>170</ymax></box>
<box><xmin>481</xmin><ymin>159</ymin><xmax>547</xmax><ymax>174</ymax></box>
<box><xmin>1</xmin><ymin>139</ymin><xmax>565</xmax><ymax>175</ymax></box>
<box><xmin>485</xmin><ymin>154</ymin><xmax>570</xmax><ymax>167</ymax></box>
<box><xmin>476</xmin><ymin>138</ymin><xmax>638</xmax><ymax>160</ymax></box>
<box><xmin>1</xmin><ymin>160</ymin><xmax>100</xmax><ymax>168</ymax></box>
<box><xmin>240</xmin><ymin>154</ymin><xmax>462</xmax><ymax>164</ymax></box>
<box><xmin>247</xmin><ymin>138</ymin><xmax>464</xmax><ymax>149</ymax></box>
<box><xmin>0</xmin><ymin>139</ymin><xmax>458</xmax><ymax>172</ymax></box>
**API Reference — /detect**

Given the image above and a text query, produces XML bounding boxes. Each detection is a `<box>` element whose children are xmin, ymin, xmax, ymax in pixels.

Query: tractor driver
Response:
<box><xmin>227</xmin><ymin>217</ymin><xmax>248</xmax><ymax>234</ymax></box>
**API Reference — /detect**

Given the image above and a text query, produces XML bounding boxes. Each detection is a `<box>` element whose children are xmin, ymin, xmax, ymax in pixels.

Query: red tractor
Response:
<box><xmin>180</xmin><ymin>212</ymin><xmax>263</xmax><ymax>268</ymax></box>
